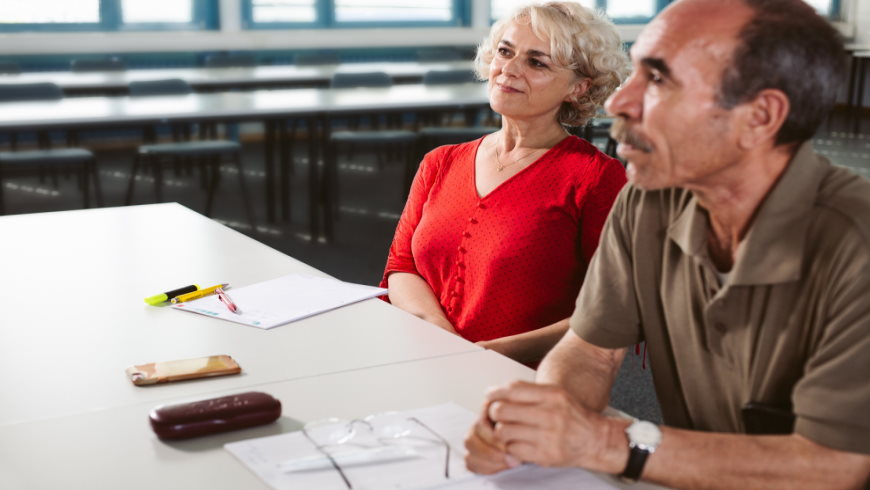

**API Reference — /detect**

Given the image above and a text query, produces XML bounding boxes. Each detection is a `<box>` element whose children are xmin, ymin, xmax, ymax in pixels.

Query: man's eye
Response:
<box><xmin>648</xmin><ymin>71</ymin><xmax>664</xmax><ymax>84</ymax></box>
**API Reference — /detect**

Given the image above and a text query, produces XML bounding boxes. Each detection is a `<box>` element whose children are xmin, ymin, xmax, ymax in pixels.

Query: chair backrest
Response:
<box><xmin>416</xmin><ymin>48</ymin><xmax>465</xmax><ymax>62</ymax></box>
<box><xmin>0</xmin><ymin>61</ymin><xmax>22</xmax><ymax>75</ymax></box>
<box><xmin>204</xmin><ymin>53</ymin><xmax>256</xmax><ymax>68</ymax></box>
<box><xmin>70</xmin><ymin>58</ymin><xmax>126</xmax><ymax>72</ymax></box>
<box><xmin>295</xmin><ymin>52</ymin><xmax>340</xmax><ymax>66</ymax></box>
<box><xmin>331</xmin><ymin>71</ymin><xmax>391</xmax><ymax>89</ymax></box>
<box><xmin>423</xmin><ymin>69</ymin><xmax>478</xmax><ymax>85</ymax></box>
<box><xmin>0</xmin><ymin>82</ymin><xmax>63</xmax><ymax>103</ymax></box>
<box><xmin>128</xmin><ymin>79</ymin><xmax>192</xmax><ymax>97</ymax></box>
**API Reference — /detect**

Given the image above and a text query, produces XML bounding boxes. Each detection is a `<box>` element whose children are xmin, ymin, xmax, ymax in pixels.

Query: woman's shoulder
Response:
<box><xmin>420</xmin><ymin>137</ymin><xmax>486</xmax><ymax>174</ymax></box>
<box><xmin>550</xmin><ymin>135</ymin><xmax>624</xmax><ymax>176</ymax></box>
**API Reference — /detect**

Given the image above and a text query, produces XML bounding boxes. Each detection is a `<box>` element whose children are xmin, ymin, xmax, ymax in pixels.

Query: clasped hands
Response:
<box><xmin>464</xmin><ymin>380</ymin><xmax>612</xmax><ymax>475</ymax></box>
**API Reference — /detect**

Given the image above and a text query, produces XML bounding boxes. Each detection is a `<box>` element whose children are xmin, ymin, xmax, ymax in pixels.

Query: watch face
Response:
<box><xmin>627</xmin><ymin>421</ymin><xmax>662</xmax><ymax>449</ymax></box>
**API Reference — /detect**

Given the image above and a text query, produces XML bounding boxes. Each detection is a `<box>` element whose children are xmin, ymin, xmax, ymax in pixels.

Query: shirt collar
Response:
<box><xmin>667</xmin><ymin>141</ymin><xmax>827</xmax><ymax>285</ymax></box>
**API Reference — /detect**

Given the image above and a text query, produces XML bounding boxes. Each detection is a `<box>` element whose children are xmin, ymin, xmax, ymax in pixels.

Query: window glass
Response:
<box><xmin>335</xmin><ymin>0</ymin><xmax>452</xmax><ymax>22</ymax></box>
<box><xmin>0</xmin><ymin>0</ymin><xmax>99</xmax><ymax>24</ymax></box>
<box><xmin>606</xmin><ymin>0</ymin><xmax>655</xmax><ymax>19</ymax></box>
<box><xmin>490</xmin><ymin>0</ymin><xmax>594</xmax><ymax>22</ymax></box>
<box><xmin>121</xmin><ymin>0</ymin><xmax>193</xmax><ymax>23</ymax></box>
<box><xmin>251</xmin><ymin>0</ymin><xmax>316</xmax><ymax>23</ymax></box>
<box><xmin>802</xmin><ymin>0</ymin><xmax>831</xmax><ymax>15</ymax></box>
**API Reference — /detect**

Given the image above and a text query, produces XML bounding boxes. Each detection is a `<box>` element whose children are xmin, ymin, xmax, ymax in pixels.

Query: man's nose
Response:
<box><xmin>605</xmin><ymin>73</ymin><xmax>642</xmax><ymax>120</ymax></box>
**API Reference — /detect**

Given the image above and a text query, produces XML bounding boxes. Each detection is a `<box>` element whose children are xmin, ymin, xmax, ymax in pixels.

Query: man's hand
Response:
<box><xmin>465</xmin><ymin>380</ymin><xmax>619</xmax><ymax>474</ymax></box>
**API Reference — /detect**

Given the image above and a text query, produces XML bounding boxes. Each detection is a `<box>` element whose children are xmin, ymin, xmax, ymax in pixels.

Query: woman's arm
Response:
<box><xmin>477</xmin><ymin>318</ymin><xmax>569</xmax><ymax>366</ymax></box>
<box><xmin>387</xmin><ymin>272</ymin><xmax>457</xmax><ymax>334</ymax></box>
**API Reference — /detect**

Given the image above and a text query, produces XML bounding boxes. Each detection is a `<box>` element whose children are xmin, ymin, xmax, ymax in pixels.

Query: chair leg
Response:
<box><xmin>322</xmin><ymin>140</ymin><xmax>337</xmax><ymax>240</ymax></box>
<box><xmin>80</xmin><ymin>162</ymin><xmax>91</xmax><ymax>209</ymax></box>
<box><xmin>125</xmin><ymin>153</ymin><xmax>142</xmax><ymax>205</ymax></box>
<box><xmin>0</xmin><ymin>166</ymin><xmax>5</xmax><ymax>215</ymax></box>
<box><xmin>153</xmin><ymin>155</ymin><xmax>164</xmax><ymax>203</ymax></box>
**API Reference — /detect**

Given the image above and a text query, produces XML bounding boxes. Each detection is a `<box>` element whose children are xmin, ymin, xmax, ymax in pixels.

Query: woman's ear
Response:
<box><xmin>566</xmin><ymin>77</ymin><xmax>592</xmax><ymax>102</ymax></box>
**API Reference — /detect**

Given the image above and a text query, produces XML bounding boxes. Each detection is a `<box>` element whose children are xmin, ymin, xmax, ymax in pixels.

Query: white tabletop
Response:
<box><xmin>0</xmin><ymin>203</ymin><xmax>479</xmax><ymax>427</ymax></box>
<box><xmin>0</xmin><ymin>82</ymin><xmax>489</xmax><ymax>131</ymax></box>
<box><xmin>0</xmin><ymin>60</ymin><xmax>474</xmax><ymax>92</ymax></box>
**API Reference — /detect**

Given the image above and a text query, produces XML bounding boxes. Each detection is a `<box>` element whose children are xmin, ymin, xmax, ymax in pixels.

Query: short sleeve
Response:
<box><xmin>379</xmin><ymin>146</ymin><xmax>447</xmax><ymax>290</ymax></box>
<box><xmin>792</xmin><ymin>258</ymin><xmax>870</xmax><ymax>454</ymax></box>
<box><xmin>570</xmin><ymin>185</ymin><xmax>643</xmax><ymax>348</ymax></box>
<box><xmin>578</xmin><ymin>156</ymin><xmax>627</xmax><ymax>265</ymax></box>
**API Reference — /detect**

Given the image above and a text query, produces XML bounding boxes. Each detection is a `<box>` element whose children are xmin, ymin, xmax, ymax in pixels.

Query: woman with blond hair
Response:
<box><xmin>381</xmin><ymin>2</ymin><xmax>629</xmax><ymax>365</ymax></box>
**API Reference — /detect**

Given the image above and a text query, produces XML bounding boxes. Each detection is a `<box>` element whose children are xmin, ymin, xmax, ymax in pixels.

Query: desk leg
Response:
<box><xmin>307</xmin><ymin>116</ymin><xmax>321</xmax><ymax>241</ymax></box>
<box><xmin>264</xmin><ymin>120</ymin><xmax>276</xmax><ymax>223</ymax></box>
<box><xmin>280</xmin><ymin>119</ymin><xmax>293</xmax><ymax>222</ymax></box>
<box><xmin>854</xmin><ymin>58</ymin><xmax>866</xmax><ymax>134</ymax></box>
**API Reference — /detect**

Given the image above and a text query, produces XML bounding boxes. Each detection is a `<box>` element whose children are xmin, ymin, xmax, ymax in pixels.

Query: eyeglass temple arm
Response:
<box><xmin>302</xmin><ymin>428</ymin><xmax>353</xmax><ymax>489</ymax></box>
<box><xmin>408</xmin><ymin>416</ymin><xmax>451</xmax><ymax>479</ymax></box>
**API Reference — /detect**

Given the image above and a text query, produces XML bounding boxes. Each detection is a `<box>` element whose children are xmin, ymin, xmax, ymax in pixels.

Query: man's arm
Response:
<box><xmin>464</xmin><ymin>330</ymin><xmax>625</xmax><ymax>473</ymax></box>
<box><xmin>484</xmin><ymin>382</ymin><xmax>870</xmax><ymax>490</ymax></box>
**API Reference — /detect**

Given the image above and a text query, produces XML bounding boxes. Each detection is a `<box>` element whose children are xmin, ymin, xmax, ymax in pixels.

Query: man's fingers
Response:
<box><xmin>488</xmin><ymin>400</ymin><xmax>551</xmax><ymax>429</ymax></box>
<box><xmin>486</xmin><ymin>380</ymin><xmax>570</xmax><ymax>406</ymax></box>
<box><xmin>464</xmin><ymin>428</ymin><xmax>513</xmax><ymax>474</ymax></box>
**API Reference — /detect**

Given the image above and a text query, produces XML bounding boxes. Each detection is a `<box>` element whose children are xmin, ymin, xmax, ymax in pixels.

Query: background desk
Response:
<box><xmin>0</xmin><ymin>82</ymin><xmax>491</xmax><ymax>233</ymax></box>
<box><xmin>0</xmin><ymin>60</ymin><xmax>474</xmax><ymax>96</ymax></box>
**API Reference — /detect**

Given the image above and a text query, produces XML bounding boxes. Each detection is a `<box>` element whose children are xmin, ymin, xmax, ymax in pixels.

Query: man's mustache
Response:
<box><xmin>610</xmin><ymin>118</ymin><xmax>653</xmax><ymax>153</ymax></box>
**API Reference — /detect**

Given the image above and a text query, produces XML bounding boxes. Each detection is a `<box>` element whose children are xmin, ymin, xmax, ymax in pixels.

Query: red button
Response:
<box><xmin>463</xmin><ymin>232</ymin><xmax>471</xmax><ymax>238</ymax></box>
<box><xmin>478</xmin><ymin>203</ymin><xmax>487</xmax><ymax>209</ymax></box>
<box><xmin>458</xmin><ymin>247</ymin><xmax>466</xmax><ymax>253</ymax></box>
<box><xmin>468</xmin><ymin>218</ymin><xmax>478</xmax><ymax>224</ymax></box>
<box><xmin>456</xmin><ymin>277</ymin><xmax>465</xmax><ymax>283</ymax></box>
<box><xmin>457</xmin><ymin>263</ymin><xmax>466</xmax><ymax>269</ymax></box>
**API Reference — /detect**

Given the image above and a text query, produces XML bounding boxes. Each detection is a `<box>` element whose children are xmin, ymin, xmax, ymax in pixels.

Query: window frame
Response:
<box><xmin>241</xmin><ymin>0</ymin><xmax>470</xmax><ymax>30</ymax></box>
<box><xmin>0</xmin><ymin>0</ymin><xmax>218</xmax><ymax>33</ymax></box>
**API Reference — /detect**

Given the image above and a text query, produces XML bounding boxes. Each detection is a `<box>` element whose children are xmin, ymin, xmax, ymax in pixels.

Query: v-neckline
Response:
<box><xmin>472</xmin><ymin>134</ymin><xmax>570</xmax><ymax>200</ymax></box>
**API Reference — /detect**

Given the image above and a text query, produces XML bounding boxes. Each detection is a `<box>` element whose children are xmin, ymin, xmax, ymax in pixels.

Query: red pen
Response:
<box><xmin>215</xmin><ymin>287</ymin><xmax>240</xmax><ymax>314</ymax></box>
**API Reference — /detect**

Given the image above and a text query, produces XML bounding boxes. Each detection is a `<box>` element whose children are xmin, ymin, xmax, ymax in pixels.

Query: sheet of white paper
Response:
<box><xmin>225</xmin><ymin>403</ymin><xmax>618</xmax><ymax>490</ymax></box>
<box><xmin>171</xmin><ymin>273</ymin><xmax>387</xmax><ymax>329</ymax></box>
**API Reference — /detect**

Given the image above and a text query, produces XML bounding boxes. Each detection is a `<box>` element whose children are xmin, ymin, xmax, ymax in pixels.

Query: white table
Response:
<box><xmin>0</xmin><ymin>60</ymin><xmax>474</xmax><ymax>95</ymax></box>
<box><xmin>0</xmin><ymin>204</ymin><xmax>663</xmax><ymax>490</ymax></box>
<box><xmin>0</xmin><ymin>203</ymin><xmax>479</xmax><ymax>427</ymax></box>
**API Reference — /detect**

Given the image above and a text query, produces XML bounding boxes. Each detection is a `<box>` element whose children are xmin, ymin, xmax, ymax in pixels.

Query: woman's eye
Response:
<box><xmin>497</xmin><ymin>47</ymin><xmax>511</xmax><ymax>57</ymax></box>
<box><xmin>530</xmin><ymin>58</ymin><xmax>547</xmax><ymax>68</ymax></box>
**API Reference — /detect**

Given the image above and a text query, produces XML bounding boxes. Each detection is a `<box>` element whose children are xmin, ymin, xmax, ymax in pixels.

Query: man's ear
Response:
<box><xmin>737</xmin><ymin>88</ymin><xmax>790</xmax><ymax>150</ymax></box>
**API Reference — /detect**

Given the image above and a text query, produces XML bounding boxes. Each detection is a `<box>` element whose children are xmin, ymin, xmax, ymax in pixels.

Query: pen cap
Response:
<box><xmin>144</xmin><ymin>284</ymin><xmax>200</xmax><ymax>305</ymax></box>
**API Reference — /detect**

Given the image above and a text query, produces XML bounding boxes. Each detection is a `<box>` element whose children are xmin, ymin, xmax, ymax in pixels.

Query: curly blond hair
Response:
<box><xmin>474</xmin><ymin>1</ymin><xmax>629</xmax><ymax>127</ymax></box>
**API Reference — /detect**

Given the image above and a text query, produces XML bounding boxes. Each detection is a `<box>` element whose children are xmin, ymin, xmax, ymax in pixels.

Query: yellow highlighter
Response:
<box><xmin>171</xmin><ymin>283</ymin><xmax>229</xmax><ymax>304</ymax></box>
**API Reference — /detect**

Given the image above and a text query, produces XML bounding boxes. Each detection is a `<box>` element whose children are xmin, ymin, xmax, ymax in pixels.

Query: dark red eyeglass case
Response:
<box><xmin>149</xmin><ymin>391</ymin><xmax>282</xmax><ymax>440</ymax></box>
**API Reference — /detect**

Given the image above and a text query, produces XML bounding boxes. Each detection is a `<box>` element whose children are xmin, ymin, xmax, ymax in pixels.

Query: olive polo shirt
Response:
<box><xmin>570</xmin><ymin>142</ymin><xmax>870</xmax><ymax>454</ymax></box>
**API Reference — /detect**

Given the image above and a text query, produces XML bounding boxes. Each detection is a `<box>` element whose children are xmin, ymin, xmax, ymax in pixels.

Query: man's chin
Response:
<box><xmin>625</xmin><ymin>163</ymin><xmax>665</xmax><ymax>191</ymax></box>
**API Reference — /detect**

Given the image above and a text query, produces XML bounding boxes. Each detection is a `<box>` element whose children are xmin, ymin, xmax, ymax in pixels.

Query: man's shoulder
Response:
<box><xmin>814</xmin><ymin>165</ymin><xmax>870</xmax><ymax>247</ymax></box>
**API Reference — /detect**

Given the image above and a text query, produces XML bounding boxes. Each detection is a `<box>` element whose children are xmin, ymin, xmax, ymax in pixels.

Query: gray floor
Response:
<box><xmin>3</xmin><ymin>110</ymin><xmax>867</xmax><ymax>423</ymax></box>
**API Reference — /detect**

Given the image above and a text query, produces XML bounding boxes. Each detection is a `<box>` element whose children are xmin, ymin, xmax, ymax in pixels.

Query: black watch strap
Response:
<box><xmin>620</xmin><ymin>445</ymin><xmax>650</xmax><ymax>482</ymax></box>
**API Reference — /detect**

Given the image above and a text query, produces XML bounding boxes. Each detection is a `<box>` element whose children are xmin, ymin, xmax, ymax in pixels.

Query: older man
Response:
<box><xmin>464</xmin><ymin>0</ymin><xmax>870</xmax><ymax>488</ymax></box>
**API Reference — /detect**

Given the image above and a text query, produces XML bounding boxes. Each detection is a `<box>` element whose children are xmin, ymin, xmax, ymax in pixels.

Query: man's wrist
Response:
<box><xmin>590</xmin><ymin>416</ymin><xmax>632</xmax><ymax>474</ymax></box>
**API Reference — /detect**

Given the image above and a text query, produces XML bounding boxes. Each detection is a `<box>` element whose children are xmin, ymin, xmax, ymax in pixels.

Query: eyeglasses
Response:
<box><xmin>299</xmin><ymin>412</ymin><xmax>451</xmax><ymax>489</ymax></box>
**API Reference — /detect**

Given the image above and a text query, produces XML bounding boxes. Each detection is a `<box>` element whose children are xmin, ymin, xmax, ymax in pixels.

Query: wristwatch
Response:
<box><xmin>620</xmin><ymin>419</ymin><xmax>662</xmax><ymax>482</ymax></box>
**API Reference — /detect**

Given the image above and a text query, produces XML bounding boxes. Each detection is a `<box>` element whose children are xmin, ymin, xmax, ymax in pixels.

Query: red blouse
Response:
<box><xmin>380</xmin><ymin>135</ymin><xmax>626</xmax><ymax>342</ymax></box>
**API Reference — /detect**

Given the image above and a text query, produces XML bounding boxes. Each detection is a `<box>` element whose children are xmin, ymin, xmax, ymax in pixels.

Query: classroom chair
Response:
<box><xmin>124</xmin><ymin>79</ymin><xmax>256</xmax><ymax>228</ymax></box>
<box><xmin>418</xmin><ymin>69</ymin><xmax>483</xmax><ymax>127</ymax></box>
<box><xmin>0</xmin><ymin>61</ymin><xmax>21</xmax><ymax>75</ymax></box>
<box><xmin>322</xmin><ymin>72</ymin><xmax>418</xmax><ymax>240</ymax></box>
<box><xmin>0</xmin><ymin>82</ymin><xmax>102</xmax><ymax>214</ymax></box>
<box><xmin>70</xmin><ymin>58</ymin><xmax>126</xmax><ymax>72</ymax></box>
